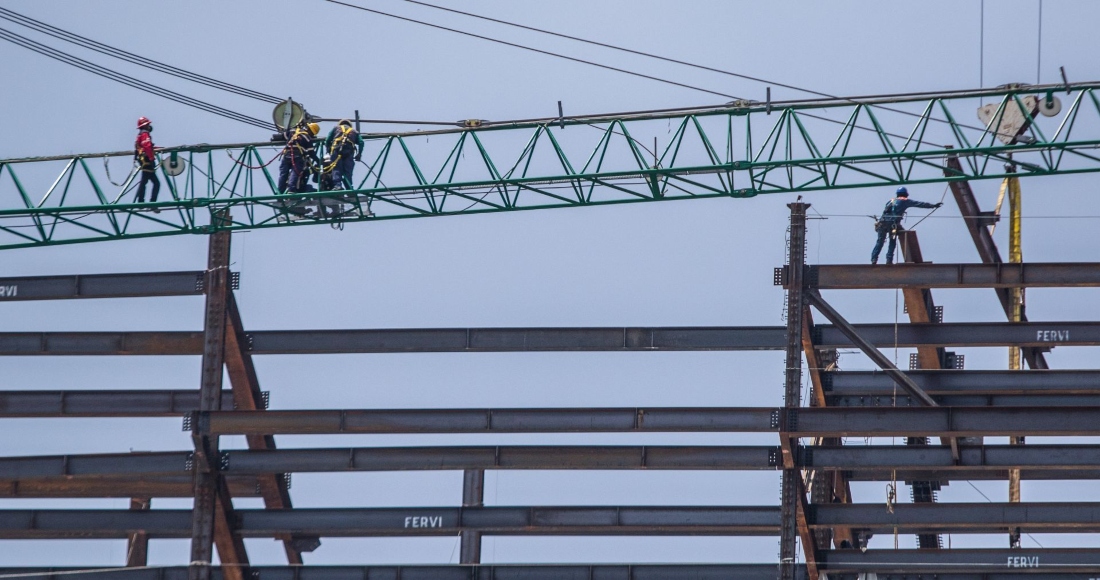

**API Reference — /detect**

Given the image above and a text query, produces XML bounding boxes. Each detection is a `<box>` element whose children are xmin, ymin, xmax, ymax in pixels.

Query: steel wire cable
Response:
<box><xmin>0</xmin><ymin>6</ymin><xmax>283</xmax><ymax>104</ymax></box>
<box><xmin>323</xmin><ymin>0</ymin><xmax>741</xmax><ymax>101</ymax></box>
<box><xmin>394</xmin><ymin>0</ymin><xmax>1007</xmax><ymax>136</ymax></box>
<box><xmin>324</xmin><ymin>0</ymin><xmax>952</xmax><ymax>145</ymax></box>
<box><xmin>0</xmin><ymin>26</ymin><xmax>275</xmax><ymax>130</ymax></box>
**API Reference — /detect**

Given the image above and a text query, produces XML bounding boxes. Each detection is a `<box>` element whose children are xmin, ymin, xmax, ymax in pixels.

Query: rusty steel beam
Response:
<box><xmin>224</xmin><ymin>292</ymin><xmax>303</xmax><ymax>564</ymax></box>
<box><xmin>805</xmin><ymin>290</ymin><xmax>937</xmax><ymax>407</ymax></box>
<box><xmin>125</xmin><ymin>498</ymin><xmax>150</xmax><ymax>567</ymax></box>
<box><xmin>945</xmin><ymin>155</ymin><xmax>1048</xmax><ymax>369</ymax></box>
<box><xmin>0</xmin><ymin>390</ymin><xmax>237</xmax><ymax>417</ymax></box>
<box><xmin>190</xmin><ymin>217</ymin><xmax>247</xmax><ymax>580</ymax></box>
<box><xmin>0</xmin><ymin>271</ymin><xmax>211</xmax><ymax>301</ymax></box>
<box><xmin>801</xmin><ymin>262</ymin><xmax>1100</xmax><ymax>289</ymax></box>
<box><xmin>460</xmin><ymin>469</ymin><xmax>484</xmax><ymax>564</ymax></box>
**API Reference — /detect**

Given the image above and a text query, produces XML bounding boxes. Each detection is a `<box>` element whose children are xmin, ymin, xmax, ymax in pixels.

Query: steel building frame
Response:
<box><xmin>4</xmin><ymin>199</ymin><xmax>1100</xmax><ymax>579</ymax></box>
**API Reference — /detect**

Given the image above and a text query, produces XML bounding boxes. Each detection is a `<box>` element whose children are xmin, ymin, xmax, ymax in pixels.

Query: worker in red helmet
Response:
<box><xmin>134</xmin><ymin>116</ymin><xmax>160</xmax><ymax>211</ymax></box>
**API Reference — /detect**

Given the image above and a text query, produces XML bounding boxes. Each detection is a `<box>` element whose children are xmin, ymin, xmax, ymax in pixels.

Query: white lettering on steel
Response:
<box><xmin>403</xmin><ymin>515</ymin><xmax>444</xmax><ymax>528</ymax></box>
<box><xmin>1036</xmin><ymin>330</ymin><xmax>1069</xmax><ymax>342</ymax></box>
<box><xmin>1006</xmin><ymin>556</ymin><xmax>1040</xmax><ymax>568</ymax></box>
<box><xmin>0</xmin><ymin>285</ymin><xmax>16</xmax><ymax>298</ymax></box>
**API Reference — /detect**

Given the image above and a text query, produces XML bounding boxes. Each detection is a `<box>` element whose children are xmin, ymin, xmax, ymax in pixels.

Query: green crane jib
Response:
<box><xmin>1</xmin><ymin>82</ymin><xmax>1098</xmax><ymax>249</ymax></box>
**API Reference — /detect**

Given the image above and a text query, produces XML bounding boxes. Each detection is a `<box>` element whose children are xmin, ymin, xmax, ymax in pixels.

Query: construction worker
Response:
<box><xmin>871</xmin><ymin>186</ymin><xmax>942</xmax><ymax>264</ymax></box>
<box><xmin>134</xmin><ymin>116</ymin><xmax>160</xmax><ymax>210</ymax></box>
<box><xmin>286</xmin><ymin>122</ymin><xmax>320</xmax><ymax>194</ymax></box>
<box><xmin>325</xmin><ymin>119</ymin><xmax>363</xmax><ymax>190</ymax></box>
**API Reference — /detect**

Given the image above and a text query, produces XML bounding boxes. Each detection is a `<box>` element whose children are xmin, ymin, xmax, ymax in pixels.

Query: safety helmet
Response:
<box><xmin>307</xmin><ymin>122</ymin><xmax>320</xmax><ymax>135</ymax></box>
<box><xmin>895</xmin><ymin>186</ymin><xmax>909</xmax><ymax>197</ymax></box>
<box><xmin>338</xmin><ymin>119</ymin><xmax>352</xmax><ymax>127</ymax></box>
<box><xmin>137</xmin><ymin>116</ymin><xmax>152</xmax><ymax>129</ymax></box>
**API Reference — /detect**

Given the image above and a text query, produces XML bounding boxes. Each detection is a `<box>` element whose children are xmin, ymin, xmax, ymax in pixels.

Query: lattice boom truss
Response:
<box><xmin>3</xmin><ymin>82</ymin><xmax>1100</xmax><ymax>248</ymax></box>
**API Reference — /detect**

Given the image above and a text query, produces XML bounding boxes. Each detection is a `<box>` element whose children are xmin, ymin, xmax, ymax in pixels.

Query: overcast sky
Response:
<box><xmin>2</xmin><ymin>0</ymin><xmax>1100</xmax><ymax>567</ymax></box>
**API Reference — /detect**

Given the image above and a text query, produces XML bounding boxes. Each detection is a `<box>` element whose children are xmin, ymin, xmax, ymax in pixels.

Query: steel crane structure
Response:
<box><xmin>3</xmin><ymin>82</ymin><xmax>1100</xmax><ymax>580</ymax></box>
<box><xmin>1</xmin><ymin>82</ymin><xmax>1100</xmax><ymax>249</ymax></box>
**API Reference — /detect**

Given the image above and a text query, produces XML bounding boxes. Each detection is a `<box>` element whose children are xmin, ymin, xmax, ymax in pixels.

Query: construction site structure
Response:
<box><xmin>1</xmin><ymin>83</ymin><xmax>1100</xmax><ymax>579</ymax></box>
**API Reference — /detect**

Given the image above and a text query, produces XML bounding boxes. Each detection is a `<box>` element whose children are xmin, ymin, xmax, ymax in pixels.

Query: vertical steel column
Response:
<box><xmin>1006</xmin><ymin>167</ymin><xmax>1024</xmax><ymax>548</ymax></box>
<box><xmin>460</xmin><ymin>469</ymin><xmax>485</xmax><ymax>563</ymax></box>
<box><xmin>190</xmin><ymin>212</ymin><xmax>232</xmax><ymax>580</ymax></box>
<box><xmin>126</xmin><ymin>497</ymin><xmax>150</xmax><ymax>566</ymax></box>
<box><xmin>779</xmin><ymin>202</ymin><xmax>807</xmax><ymax>580</ymax></box>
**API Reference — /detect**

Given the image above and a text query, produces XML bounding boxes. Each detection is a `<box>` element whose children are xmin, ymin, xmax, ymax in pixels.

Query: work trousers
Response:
<box><xmin>135</xmin><ymin>166</ymin><xmax>160</xmax><ymax>203</ymax></box>
<box><xmin>332</xmin><ymin>152</ymin><xmax>356</xmax><ymax>190</ymax></box>
<box><xmin>277</xmin><ymin>155</ymin><xmax>292</xmax><ymax>193</ymax></box>
<box><xmin>287</xmin><ymin>157</ymin><xmax>315</xmax><ymax>193</ymax></box>
<box><xmin>871</xmin><ymin>222</ymin><xmax>903</xmax><ymax>264</ymax></box>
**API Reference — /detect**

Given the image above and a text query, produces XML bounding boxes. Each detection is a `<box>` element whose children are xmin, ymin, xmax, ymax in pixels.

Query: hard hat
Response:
<box><xmin>307</xmin><ymin>122</ymin><xmax>320</xmax><ymax>135</ymax></box>
<box><xmin>137</xmin><ymin>116</ymin><xmax>152</xmax><ymax>129</ymax></box>
<box><xmin>896</xmin><ymin>186</ymin><xmax>909</xmax><ymax>196</ymax></box>
<box><xmin>338</xmin><ymin>119</ymin><xmax>352</xmax><ymax>126</ymax></box>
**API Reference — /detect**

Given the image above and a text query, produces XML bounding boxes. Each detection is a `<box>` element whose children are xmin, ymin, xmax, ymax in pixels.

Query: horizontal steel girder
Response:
<box><xmin>13</xmin><ymin>445</ymin><xmax>1100</xmax><ymax>481</ymax></box>
<box><xmin>822</xmin><ymin>548</ymin><xmax>1100</xmax><ymax>574</ymax></box>
<box><xmin>826</xmin><ymin>370</ymin><xmax>1100</xmax><ymax>394</ymax></box>
<box><xmin>4</xmin><ymin>502</ymin><xmax>1100</xmax><ymax>538</ymax></box>
<box><xmin>0</xmin><ymin>506</ymin><xmax>781</xmax><ymax>538</ymax></box>
<box><xmin>1</xmin><ymin>321</ymin><xmax>1096</xmax><ymax>355</ymax></box>
<box><xmin>826</xmin><ymin>369</ymin><xmax>1100</xmax><ymax>406</ymax></box>
<box><xmin>0</xmin><ymin>390</ymin><xmax>239</xmax><ymax>417</ymax></box>
<box><xmin>798</xmin><ymin>262</ymin><xmax>1100</xmax><ymax>289</ymax></box>
<box><xmin>0</xmin><ymin>476</ymin><xmax>264</xmax><ymax>498</ymax></box>
<box><xmin>188</xmin><ymin>406</ymin><xmax>1100</xmax><ymax>437</ymax></box>
<box><xmin>0</xmin><ymin>566</ymin><xmax>810</xmax><ymax>580</ymax></box>
<box><xmin>0</xmin><ymin>271</ymin><xmax>213</xmax><ymax>301</ymax></box>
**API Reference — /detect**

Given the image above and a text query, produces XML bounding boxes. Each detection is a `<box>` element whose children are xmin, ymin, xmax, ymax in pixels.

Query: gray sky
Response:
<box><xmin>1</xmin><ymin>0</ymin><xmax>1099</xmax><ymax>567</ymax></box>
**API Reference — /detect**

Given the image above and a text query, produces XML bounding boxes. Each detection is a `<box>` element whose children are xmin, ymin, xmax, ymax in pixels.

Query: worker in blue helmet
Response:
<box><xmin>871</xmin><ymin>186</ymin><xmax>942</xmax><ymax>264</ymax></box>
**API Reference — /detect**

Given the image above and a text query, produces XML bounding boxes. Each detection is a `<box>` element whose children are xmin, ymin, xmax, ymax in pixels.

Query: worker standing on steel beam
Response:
<box><xmin>871</xmin><ymin>186</ymin><xmax>941</xmax><ymax>264</ymax></box>
<box><xmin>325</xmin><ymin>119</ymin><xmax>363</xmax><ymax>190</ymax></box>
<box><xmin>133</xmin><ymin>116</ymin><xmax>160</xmax><ymax>211</ymax></box>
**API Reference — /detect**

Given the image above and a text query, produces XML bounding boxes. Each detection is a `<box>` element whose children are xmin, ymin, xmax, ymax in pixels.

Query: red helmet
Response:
<box><xmin>137</xmin><ymin>116</ymin><xmax>152</xmax><ymax>129</ymax></box>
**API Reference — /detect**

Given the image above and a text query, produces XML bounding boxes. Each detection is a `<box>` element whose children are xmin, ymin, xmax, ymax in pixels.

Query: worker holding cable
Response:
<box><xmin>325</xmin><ymin>119</ymin><xmax>363</xmax><ymax>190</ymax></box>
<box><xmin>133</xmin><ymin>116</ymin><xmax>160</xmax><ymax>210</ymax></box>
<box><xmin>870</xmin><ymin>186</ymin><xmax>941</xmax><ymax>265</ymax></box>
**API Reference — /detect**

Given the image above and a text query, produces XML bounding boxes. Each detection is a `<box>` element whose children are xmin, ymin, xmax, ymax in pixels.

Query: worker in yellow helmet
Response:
<box><xmin>325</xmin><ymin>119</ymin><xmax>363</xmax><ymax>190</ymax></box>
<box><xmin>285</xmin><ymin>122</ymin><xmax>320</xmax><ymax>194</ymax></box>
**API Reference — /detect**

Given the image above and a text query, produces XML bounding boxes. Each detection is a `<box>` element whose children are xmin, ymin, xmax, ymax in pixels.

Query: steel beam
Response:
<box><xmin>0</xmin><ymin>565</ymin><xmax>808</xmax><ymax>580</ymax></box>
<box><xmin>0</xmin><ymin>271</ymin><xmax>210</xmax><ymax>301</ymax></box>
<box><xmin>190</xmin><ymin>218</ymin><xmax>246</xmax><ymax>580</ymax></box>
<box><xmin>224</xmin><ymin>292</ymin><xmax>303</xmax><ymax>564</ymax></box>
<box><xmin>0</xmin><ymin>476</ymin><xmax>264</xmax><ymax>498</ymax></box>
<box><xmin>810</xmin><ymin>502</ymin><xmax>1100</xmax><ymax>533</ymax></box>
<box><xmin>8</xmin><ymin>502</ymin><xmax>1100</xmax><ymax>538</ymax></box>
<box><xmin>2</xmin><ymin>321</ymin><xmax>1097</xmax><ymax>355</ymax></box>
<box><xmin>460</xmin><ymin>469</ymin><xmax>484</xmax><ymax>564</ymax></box>
<box><xmin>946</xmin><ymin>155</ymin><xmax>1049</xmax><ymax>369</ymax></box>
<box><xmin>805</xmin><ymin>290</ymin><xmax>937</xmax><ymax>407</ymax></box>
<box><xmin>0</xmin><ymin>390</ymin><xmax>237</xmax><ymax>417</ymax></box>
<box><xmin>125</xmin><ymin>498</ymin><xmax>150</xmax><ymax>567</ymax></box>
<box><xmin>14</xmin><ymin>444</ymin><xmax>1100</xmax><ymax>480</ymax></box>
<box><xmin>189</xmin><ymin>406</ymin><xmax>1100</xmax><ymax>437</ymax></box>
<box><xmin>0</xmin><ymin>446</ymin><xmax>782</xmax><ymax>479</ymax></box>
<box><xmin>826</xmin><ymin>370</ymin><xmax>1100</xmax><ymax>394</ymax></box>
<box><xmin>801</xmin><ymin>262</ymin><xmax>1100</xmax><ymax>289</ymax></box>
<box><xmin>0</xmin><ymin>506</ymin><xmax>781</xmax><ymax>538</ymax></box>
<box><xmin>822</xmin><ymin>548</ymin><xmax>1100</xmax><ymax>574</ymax></box>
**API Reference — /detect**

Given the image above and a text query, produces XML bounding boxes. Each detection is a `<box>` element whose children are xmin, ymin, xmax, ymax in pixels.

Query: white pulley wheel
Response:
<box><xmin>163</xmin><ymin>156</ymin><xmax>187</xmax><ymax>176</ymax></box>
<box><xmin>1038</xmin><ymin>96</ymin><xmax>1062</xmax><ymax>117</ymax></box>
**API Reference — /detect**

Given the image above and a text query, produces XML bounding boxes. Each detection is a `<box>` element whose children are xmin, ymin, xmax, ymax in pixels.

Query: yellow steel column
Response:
<box><xmin>1007</xmin><ymin>171</ymin><xmax>1023</xmax><ymax>548</ymax></box>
